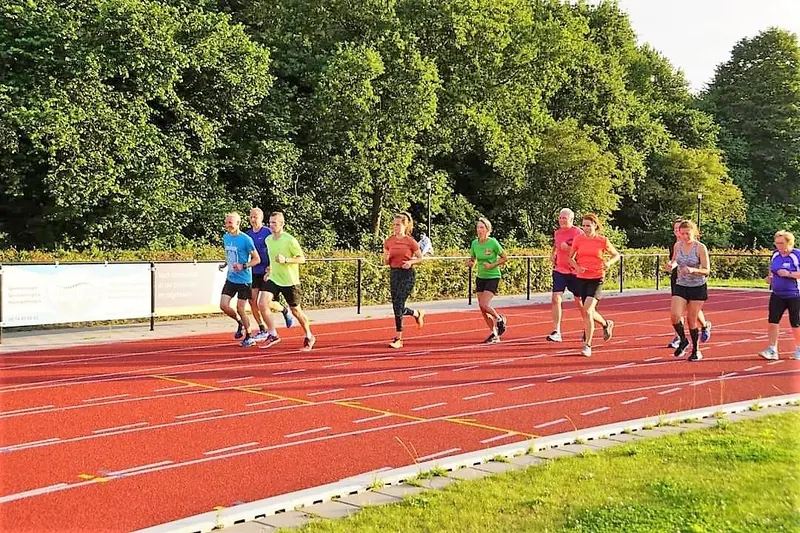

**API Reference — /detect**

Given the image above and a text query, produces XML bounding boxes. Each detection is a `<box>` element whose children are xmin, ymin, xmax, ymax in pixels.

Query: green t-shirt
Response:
<box><xmin>266</xmin><ymin>232</ymin><xmax>303</xmax><ymax>287</ymax></box>
<box><xmin>470</xmin><ymin>237</ymin><xmax>504</xmax><ymax>279</ymax></box>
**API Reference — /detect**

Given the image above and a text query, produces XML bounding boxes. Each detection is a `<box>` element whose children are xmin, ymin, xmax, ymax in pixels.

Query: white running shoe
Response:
<box><xmin>581</xmin><ymin>344</ymin><xmax>592</xmax><ymax>357</ymax></box>
<box><xmin>758</xmin><ymin>346</ymin><xmax>779</xmax><ymax>361</ymax></box>
<box><xmin>547</xmin><ymin>331</ymin><xmax>562</xmax><ymax>342</ymax></box>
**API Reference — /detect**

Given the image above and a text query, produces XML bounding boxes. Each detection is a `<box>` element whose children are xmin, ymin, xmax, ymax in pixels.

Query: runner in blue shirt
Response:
<box><xmin>219</xmin><ymin>212</ymin><xmax>260</xmax><ymax>347</ymax></box>
<box><xmin>246</xmin><ymin>208</ymin><xmax>295</xmax><ymax>344</ymax></box>
<box><xmin>759</xmin><ymin>230</ymin><xmax>800</xmax><ymax>360</ymax></box>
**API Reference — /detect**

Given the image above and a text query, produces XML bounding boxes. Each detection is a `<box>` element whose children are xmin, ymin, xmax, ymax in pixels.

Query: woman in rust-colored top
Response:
<box><xmin>383</xmin><ymin>213</ymin><xmax>426</xmax><ymax>349</ymax></box>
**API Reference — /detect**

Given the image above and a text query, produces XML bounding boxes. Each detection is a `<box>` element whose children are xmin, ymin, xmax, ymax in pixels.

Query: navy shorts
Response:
<box><xmin>251</xmin><ymin>273</ymin><xmax>268</xmax><ymax>291</ymax></box>
<box><xmin>553</xmin><ymin>271</ymin><xmax>580</xmax><ymax>295</ymax></box>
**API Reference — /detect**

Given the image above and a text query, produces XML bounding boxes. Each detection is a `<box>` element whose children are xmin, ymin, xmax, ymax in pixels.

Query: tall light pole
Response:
<box><xmin>696</xmin><ymin>192</ymin><xmax>703</xmax><ymax>231</ymax></box>
<box><xmin>426</xmin><ymin>176</ymin><xmax>432</xmax><ymax>239</ymax></box>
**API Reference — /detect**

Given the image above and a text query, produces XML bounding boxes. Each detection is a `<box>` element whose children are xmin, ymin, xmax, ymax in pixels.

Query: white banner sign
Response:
<box><xmin>1</xmin><ymin>263</ymin><xmax>151</xmax><ymax>327</ymax></box>
<box><xmin>154</xmin><ymin>262</ymin><xmax>228</xmax><ymax>316</ymax></box>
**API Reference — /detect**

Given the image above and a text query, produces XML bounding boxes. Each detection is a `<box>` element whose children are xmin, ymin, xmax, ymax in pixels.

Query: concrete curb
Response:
<box><xmin>135</xmin><ymin>394</ymin><xmax>799</xmax><ymax>533</ymax></box>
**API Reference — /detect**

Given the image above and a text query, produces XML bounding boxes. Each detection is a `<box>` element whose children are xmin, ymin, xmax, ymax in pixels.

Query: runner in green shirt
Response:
<box><xmin>467</xmin><ymin>217</ymin><xmax>508</xmax><ymax>344</ymax></box>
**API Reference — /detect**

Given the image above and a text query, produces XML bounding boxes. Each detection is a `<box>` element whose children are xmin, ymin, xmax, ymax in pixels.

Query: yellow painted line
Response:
<box><xmin>77</xmin><ymin>474</ymin><xmax>94</xmax><ymax>480</ymax></box>
<box><xmin>78</xmin><ymin>474</ymin><xmax>109</xmax><ymax>482</ymax></box>
<box><xmin>150</xmin><ymin>375</ymin><xmax>534</xmax><ymax>439</ymax></box>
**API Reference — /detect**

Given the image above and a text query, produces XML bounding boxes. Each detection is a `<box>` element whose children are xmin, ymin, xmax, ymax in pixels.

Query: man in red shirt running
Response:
<box><xmin>547</xmin><ymin>208</ymin><xmax>584</xmax><ymax>342</ymax></box>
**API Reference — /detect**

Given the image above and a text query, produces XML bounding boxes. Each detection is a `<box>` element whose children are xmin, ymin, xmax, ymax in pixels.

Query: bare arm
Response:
<box><xmin>604</xmin><ymin>241</ymin><xmax>621</xmax><ymax>269</ymax></box>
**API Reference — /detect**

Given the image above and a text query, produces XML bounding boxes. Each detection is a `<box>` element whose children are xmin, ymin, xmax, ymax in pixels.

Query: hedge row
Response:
<box><xmin>1</xmin><ymin>247</ymin><xmax>770</xmax><ymax>307</ymax></box>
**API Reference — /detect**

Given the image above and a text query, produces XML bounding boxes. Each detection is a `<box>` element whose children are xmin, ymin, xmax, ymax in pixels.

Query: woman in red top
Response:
<box><xmin>383</xmin><ymin>212</ymin><xmax>426</xmax><ymax>349</ymax></box>
<box><xmin>569</xmin><ymin>213</ymin><xmax>621</xmax><ymax>357</ymax></box>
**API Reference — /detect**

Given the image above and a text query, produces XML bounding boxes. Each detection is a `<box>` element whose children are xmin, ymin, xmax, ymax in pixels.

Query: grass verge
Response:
<box><xmin>283</xmin><ymin>412</ymin><xmax>799</xmax><ymax>533</ymax></box>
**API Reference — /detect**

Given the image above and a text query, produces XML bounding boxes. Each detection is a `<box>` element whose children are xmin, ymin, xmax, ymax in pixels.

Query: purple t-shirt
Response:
<box><xmin>770</xmin><ymin>248</ymin><xmax>800</xmax><ymax>298</ymax></box>
<box><xmin>245</xmin><ymin>226</ymin><xmax>271</xmax><ymax>274</ymax></box>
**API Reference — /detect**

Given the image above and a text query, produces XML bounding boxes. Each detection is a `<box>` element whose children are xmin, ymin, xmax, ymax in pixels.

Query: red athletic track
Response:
<box><xmin>1</xmin><ymin>289</ymin><xmax>798</xmax><ymax>532</ymax></box>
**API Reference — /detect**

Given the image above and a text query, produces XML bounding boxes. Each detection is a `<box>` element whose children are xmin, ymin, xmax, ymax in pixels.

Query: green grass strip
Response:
<box><xmin>285</xmin><ymin>413</ymin><xmax>800</xmax><ymax>533</ymax></box>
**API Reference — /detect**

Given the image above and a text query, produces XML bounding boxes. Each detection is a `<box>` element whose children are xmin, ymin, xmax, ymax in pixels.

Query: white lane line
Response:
<box><xmin>353</xmin><ymin>413</ymin><xmax>391</xmax><ymax>424</ymax></box>
<box><xmin>409</xmin><ymin>372</ymin><xmax>438</xmax><ymax>380</ymax></box>
<box><xmin>246</xmin><ymin>399</ymin><xmax>285</xmax><ymax>407</ymax></box>
<box><xmin>362</xmin><ymin>380</ymin><xmax>395</xmax><ymax>387</ymax></box>
<box><xmin>410</xmin><ymin>402</ymin><xmax>447</xmax><ymax>412</ymax></box>
<box><xmin>547</xmin><ymin>375</ymin><xmax>572</xmax><ymax>383</ymax></box>
<box><xmin>743</xmin><ymin>365</ymin><xmax>762</xmax><ymax>372</ymax></box>
<box><xmin>285</xmin><ymin>426</ymin><xmax>331</xmax><ymax>439</ymax></box>
<box><xmin>480</xmin><ymin>433</ymin><xmax>516</xmax><ymax>444</ymax></box>
<box><xmin>204</xmin><ymin>442</ymin><xmax>259</xmax><ymax>455</ymax></box>
<box><xmin>581</xmin><ymin>406</ymin><xmax>610</xmax><ymax>416</ymax></box>
<box><xmin>452</xmin><ymin>365</ymin><xmax>480</xmax><ymax>372</ymax></box>
<box><xmin>1</xmin><ymin>405</ymin><xmax>54</xmax><ymax>416</ymax></box>
<box><xmin>508</xmin><ymin>383</ymin><xmax>535</xmax><ymax>391</ymax></box>
<box><xmin>417</xmin><ymin>448</ymin><xmax>461</xmax><ymax>462</ymax></box>
<box><xmin>582</xmin><ymin>367</ymin><xmax>610</xmax><ymax>375</ymax></box>
<box><xmin>108</xmin><ymin>460</ymin><xmax>173</xmax><ymax>477</ymax></box>
<box><xmin>720</xmin><ymin>372</ymin><xmax>738</xmax><ymax>379</ymax></box>
<box><xmin>82</xmin><ymin>394</ymin><xmax>129</xmax><ymax>403</ymax></box>
<box><xmin>0</xmin><ymin>438</ymin><xmax>60</xmax><ymax>452</ymax></box>
<box><xmin>644</xmin><ymin>356</ymin><xmax>662</xmax><ymax>362</ymax></box>
<box><xmin>175</xmin><ymin>409</ymin><xmax>223</xmax><ymax>419</ymax></box>
<box><xmin>658</xmin><ymin>387</ymin><xmax>681</xmax><ymax>396</ymax></box>
<box><xmin>690</xmin><ymin>380</ymin><xmax>712</xmax><ymax>387</ymax></box>
<box><xmin>307</xmin><ymin>388</ymin><xmax>345</xmax><ymax>397</ymax></box>
<box><xmin>153</xmin><ymin>385</ymin><xmax>195</xmax><ymax>392</ymax></box>
<box><xmin>489</xmin><ymin>358</ymin><xmax>516</xmax><ymax>365</ymax></box>
<box><xmin>367</xmin><ymin>357</ymin><xmax>393</xmax><ymax>362</ymax></box>
<box><xmin>636</xmin><ymin>336</ymin><xmax>651</xmax><ymax>341</ymax></box>
<box><xmin>534</xmin><ymin>418</ymin><xmax>568</xmax><ymax>429</ymax></box>
<box><xmin>614</xmin><ymin>362</ymin><xmax>637</xmax><ymax>369</ymax></box>
<box><xmin>321</xmin><ymin>362</ymin><xmax>351</xmax><ymax>369</ymax></box>
<box><xmin>621</xmin><ymin>396</ymin><xmax>647</xmax><ymax>405</ymax></box>
<box><xmin>217</xmin><ymin>376</ymin><xmax>254</xmax><ymax>383</ymax></box>
<box><xmin>92</xmin><ymin>422</ymin><xmax>149</xmax><ymax>434</ymax></box>
<box><xmin>767</xmin><ymin>360</ymin><xmax>785</xmax><ymax>366</ymax></box>
<box><xmin>462</xmin><ymin>392</ymin><xmax>494</xmax><ymax>401</ymax></box>
<box><xmin>407</xmin><ymin>351</ymin><xmax>430</xmax><ymax>356</ymax></box>
<box><xmin>0</xmin><ymin>483</ymin><xmax>69</xmax><ymax>504</ymax></box>
<box><xmin>717</xmin><ymin>342</ymin><xmax>733</xmax><ymax>347</ymax></box>
<box><xmin>273</xmin><ymin>369</ymin><xmax>305</xmax><ymax>376</ymax></box>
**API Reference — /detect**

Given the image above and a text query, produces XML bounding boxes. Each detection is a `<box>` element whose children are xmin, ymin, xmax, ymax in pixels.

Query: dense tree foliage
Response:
<box><xmin>1</xmin><ymin>0</ymin><xmax>794</xmax><ymax>251</ymax></box>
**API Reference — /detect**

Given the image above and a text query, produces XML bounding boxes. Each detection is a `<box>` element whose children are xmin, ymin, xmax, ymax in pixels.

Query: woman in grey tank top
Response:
<box><xmin>666</xmin><ymin>220</ymin><xmax>711</xmax><ymax>361</ymax></box>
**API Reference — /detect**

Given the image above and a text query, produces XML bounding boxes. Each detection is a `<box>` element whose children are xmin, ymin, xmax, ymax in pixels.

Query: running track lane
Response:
<box><xmin>1</xmin><ymin>290</ymin><xmax>798</xmax><ymax>532</ymax></box>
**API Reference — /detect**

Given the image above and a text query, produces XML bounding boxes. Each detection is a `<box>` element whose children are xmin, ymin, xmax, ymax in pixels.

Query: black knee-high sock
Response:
<box><xmin>403</xmin><ymin>308</ymin><xmax>415</xmax><ymax>316</ymax></box>
<box><xmin>689</xmin><ymin>328</ymin><xmax>699</xmax><ymax>351</ymax></box>
<box><xmin>673</xmin><ymin>321</ymin><xmax>686</xmax><ymax>340</ymax></box>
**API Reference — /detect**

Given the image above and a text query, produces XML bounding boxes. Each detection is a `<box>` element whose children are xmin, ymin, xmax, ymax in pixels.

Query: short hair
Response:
<box><xmin>250</xmin><ymin>207</ymin><xmax>264</xmax><ymax>218</ymax></box>
<box><xmin>582</xmin><ymin>213</ymin><xmax>600</xmax><ymax>229</ymax></box>
<box><xmin>226</xmin><ymin>212</ymin><xmax>241</xmax><ymax>224</ymax></box>
<box><xmin>477</xmin><ymin>217</ymin><xmax>493</xmax><ymax>234</ymax></box>
<box><xmin>775</xmin><ymin>229</ymin><xmax>796</xmax><ymax>248</ymax></box>
<box><xmin>269</xmin><ymin>211</ymin><xmax>285</xmax><ymax>222</ymax></box>
<box><xmin>678</xmin><ymin>220</ymin><xmax>699</xmax><ymax>236</ymax></box>
<box><xmin>393</xmin><ymin>212</ymin><xmax>414</xmax><ymax>234</ymax></box>
<box><xmin>559</xmin><ymin>208</ymin><xmax>575</xmax><ymax>221</ymax></box>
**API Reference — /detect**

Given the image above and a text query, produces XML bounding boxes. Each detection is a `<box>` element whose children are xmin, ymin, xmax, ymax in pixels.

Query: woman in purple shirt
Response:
<box><xmin>759</xmin><ymin>230</ymin><xmax>800</xmax><ymax>361</ymax></box>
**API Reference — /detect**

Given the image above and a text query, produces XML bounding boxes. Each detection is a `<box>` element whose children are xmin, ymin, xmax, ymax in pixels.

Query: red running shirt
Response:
<box><xmin>384</xmin><ymin>236</ymin><xmax>420</xmax><ymax>268</ymax></box>
<box><xmin>571</xmin><ymin>233</ymin><xmax>610</xmax><ymax>279</ymax></box>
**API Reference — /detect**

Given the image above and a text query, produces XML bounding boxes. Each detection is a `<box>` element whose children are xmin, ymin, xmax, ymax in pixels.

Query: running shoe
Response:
<box><xmin>793</xmin><ymin>347</ymin><xmax>800</xmax><ymax>360</ymax></box>
<box><xmin>234</xmin><ymin>323</ymin><xmax>244</xmax><ymax>339</ymax></box>
<box><xmin>389</xmin><ymin>338</ymin><xmax>404</xmax><ymax>349</ymax></box>
<box><xmin>603</xmin><ymin>320</ymin><xmax>614</xmax><ymax>341</ymax></box>
<box><xmin>701</xmin><ymin>321</ymin><xmax>712</xmax><ymax>343</ymax></box>
<box><xmin>484</xmin><ymin>333</ymin><xmax>500</xmax><ymax>344</ymax></box>
<box><xmin>688</xmin><ymin>350</ymin><xmax>703</xmax><ymax>362</ymax></box>
<box><xmin>581</xmin><ymin>344</ymin><xmax>592</xmax><ymax>357</ymax></box>
<box><xmin>415</xmin><ymin>310</ymin><xmax>425</xmax><ymax>329</ymax></box>
<box><xmin>668</xmin><ymin>336</ymin><xmax>681</xmax><ymax>349</ymax></box>
<box><xmin>252</xmin><ymin>330</ymin><xmax>268</xmax><ymax>341</ymax></box>
<box><xmin>240</xmin><ymin>337</ymin><xmax>256</xmax><ymax>347</ymax></box>
<box><xmin>497</xmin><ymin>316</ymin><xmax>507</xmax><ymax>337</ymax></box>
<box><xmin>673</xmin><ymin>338</ymin><xmax>690</xmax><ymax>357</ymax></box>
<box><xmin>546</xmin><ymin>330</ymin><xmax>562</xmax><ymax>342</ymax></box>
<box><xmin>758</xmin><ymin>346</ymin><xmax>779</xmax><ymax>361</ymax></box>
<box><xmin>260</xmin><ymin>333</ymin><xmax>281</xmax><ymax>348</ymax></box>
<box><xmin>282</xmin><ymin>307</ymin><xmax>296</xmax><ymax>328</ymax></box>
<box><xmin>301</xmin><ymin>335</ymin><xmax>316</xmax><ymax>352</ymax></box>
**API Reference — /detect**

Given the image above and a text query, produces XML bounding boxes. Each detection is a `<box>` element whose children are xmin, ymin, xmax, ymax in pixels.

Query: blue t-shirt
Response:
<box><xmin>223</xmin><ymin>232</ymin><xmax>256</xmax><ymax>284</ymax></box>
<box><xmin>245</xmin><ymin>226</ymin><xmax>271</xmax><ymax>274</ymax></box>
<box><xmin>770</xmin><ymin>248</ymin><xmax>800</xmax><ymax>298</ymax></box>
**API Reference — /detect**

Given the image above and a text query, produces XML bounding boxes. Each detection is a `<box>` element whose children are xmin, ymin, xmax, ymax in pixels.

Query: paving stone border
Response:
<box><xmin>135</xmin><ymin>394</ymin><xmax>799</xmax><ymax>533</ymax></box>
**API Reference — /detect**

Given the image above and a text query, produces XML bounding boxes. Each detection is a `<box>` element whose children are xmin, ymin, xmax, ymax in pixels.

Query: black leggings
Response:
<box><xmin>390</xmin><ymin>268</ymin><xmax>416</xmax><ymax>332</ymax></box>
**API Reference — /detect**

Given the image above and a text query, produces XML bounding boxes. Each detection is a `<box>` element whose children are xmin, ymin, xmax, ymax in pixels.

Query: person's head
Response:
<box><xmin>581</xmin><ymin>213</ymin><xmax>600</xmax><ymax>236</ymax></box>
<box><xmin>269</xmin><ymin>211</ymin><xmax>285</xmax><ymax>234</ymax></box>
<box><xmin>774</xmin><ymin>230</ymin><xmax>795</xmax><ymax>253</ymax></box>
<box><xmin>558</xmin><ymin>208</ymin><xmax>575</xmax><ymax>228</ymax></box>
<box><xmin>225</xmin><ymin>212</ymin><xmax>241</xmax><ymax>234</ymax></box>
<box><xmin>678</xmin><ymin>220</ymin><xmax>699</xmax><ymax>243</ymax></box>
<box><xmin>249</xmin><ymin>207</ymin><xmax>264</xmax><ymax>229</ymax></box>
<box><xmin>476</xmin><ymin>217</ymin><xmax>492</xmax><ymax>240</ymax></box>
<box><xmin>393</xmin><ymin>212</ymin><xmax>413</xmax><ymax>237</ymax></box>
<box><xmin>673</xmin><ymin>218</ymin><xmax>685</xmax><ymax>238</ymax></box>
